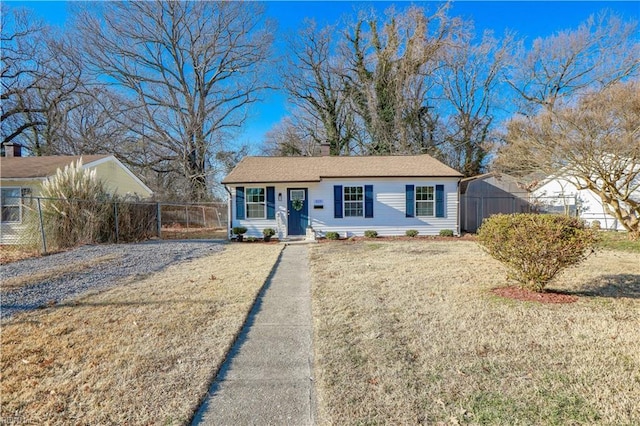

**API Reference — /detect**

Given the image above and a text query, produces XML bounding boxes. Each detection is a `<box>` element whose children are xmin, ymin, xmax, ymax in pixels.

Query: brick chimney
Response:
<box><xmin>320</xmin><ymin>143</ymin><xmax>330</xmax><ymax>156</ymax></box>
<box><xmin>2</xmin><ymin>143</ymin><xmax>22</xmax><ymax>157</ymax></box>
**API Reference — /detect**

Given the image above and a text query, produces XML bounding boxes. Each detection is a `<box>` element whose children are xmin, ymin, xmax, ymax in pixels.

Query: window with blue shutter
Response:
<box><xmin>406</xmin><ymin>185</ymin><xmax>414</xmax><ymax>217</ymax></box>
<box><xmin>435</xmin><ymin>184</ymin><xmax>445</xmax><ymax>217</ymax></box>
<box><xmin>364</xmin><ymin>185</ymin><xmax>373</xmax><ymax>218</ymax></box>
<box><xmin>334</xmin><ymin>185</ymin><xmax>343</xmax><ymax>218</ymax></box>
<box><xmin>266</xmin><ymin>186</ymin><xmax>275</xmax><ymax>219</ymax></box>
<box><xmin>236</xmin><ymin>186</ymin><xmax>245</xmax><ymax>220</ymax></box>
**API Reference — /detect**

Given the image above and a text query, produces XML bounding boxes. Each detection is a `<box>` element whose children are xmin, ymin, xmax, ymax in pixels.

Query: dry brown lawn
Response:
<box><xmin>161</xmin><ymin>227</ymin><xmax>228</xmax><ymax>240</ymax></box>
<box><xmin>1</xmin><ymin>243</ymin><xmax>282</xmax><ymax>425</ymax></box>
<box><xmin>310</xmin><ymin>240</ymin><xmax>640</xmax><ymax>425</ymax></box>
<box><xmin>0</xmin><ymin>245</ymin><xmax>42</xmax><ymax>265</ymax></box>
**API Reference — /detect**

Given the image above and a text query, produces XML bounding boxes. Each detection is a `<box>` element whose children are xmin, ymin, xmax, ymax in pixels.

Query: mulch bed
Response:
<box><xmin>492</xmin><ymin>286</ymin><xmax>579</xmax><ymax>304</ymax></box>
<box><xmin>319</xmin><ymin>234</ymin><xmax>477</xmax><ymax>243</ymax></box>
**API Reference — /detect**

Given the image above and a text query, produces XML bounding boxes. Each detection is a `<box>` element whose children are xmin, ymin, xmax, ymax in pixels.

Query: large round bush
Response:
<box><xmin>477</xmin><ymin>213</ymin><xmax>597</xmax><ymax>292</ymax></box>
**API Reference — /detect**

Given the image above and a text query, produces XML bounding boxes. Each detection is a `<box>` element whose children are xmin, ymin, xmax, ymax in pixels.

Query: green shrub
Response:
<box><xmin>477</xmin><ymin>214</ymin><xmax>597</xmax><ymax>292</ymax></box>
<box><xmin>325</xmin><ymin>231</ymin><xmax>340</xmax><ymax>240</ymax></box>
<box><xmin>439</xmin><ymin>229</ymin><xmax>454</xmax><ymax>237</ymax></box>
<box><xmin>364</xmin><ymin>230</ymin><xmax>378</xmax><ymax>238</ymax></box>
<box><xmin>405</xmin><ymin>229</ymin><xmax>419</xmax><ymax>237</ymax></box>
<box><xmin>262</xmin><ymin>228</ymin><xmax>276</xmax><ymax>237</ymax></box>
<box><xmin>263</xmin><ymin>227</ymin><xmax>276</xmax><ymax>241</ymax></box>
<box><xmin>232</xmin><ymin>226</ymin><xmax>247</xmax><ymax>235</ymax></box>
<box><xmin>246</xmin><ymin>236</ymin><xmax>258</xmax><ymax>242</ymax></box>
<box><xmin>591</xmin><ymin>220</ymin><xmax>601</xmax><ymax>230</ymax></box>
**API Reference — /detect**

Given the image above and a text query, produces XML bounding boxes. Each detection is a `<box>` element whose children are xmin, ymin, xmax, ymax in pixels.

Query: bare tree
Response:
<box><xmin>506</xmin><ymin>11</ymin><xmax>639</xmax><ymax>114</ymax></box>
<box><xmin>76</xmin><ymin>1</ymin><xmax>273</xmax><ymax>200</ymax></box>
<box><xmin>280</xmin><ymin>21</ymin><xmax>354</xmax><ymax>156</ymax></box>
<box><xmin>261</xmin><ymin>113</ymin><xmax>321</xmax><ymax>157</ymax></box>
<box><xmin>341</xmin><ymin>5</ymin><xmax>459</xmax><ymax>155</ymax></box>
<box><xmin>1</xmin><ymin>7</ymin><xmax>83</xmax><ymax>154</ymax></box>
<box><xmin>496</xmin><ymin>81</ymin><xmax>640</xmax><ymax>238</ymax></box>
<box><xmin>435</xmin><ymin>30</ymin><xmax>513</xmax><ymax>176</ymax></box>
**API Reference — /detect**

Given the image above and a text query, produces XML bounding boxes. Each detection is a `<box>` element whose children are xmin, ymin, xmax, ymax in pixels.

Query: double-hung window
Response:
<box><xmin>1</xmin><ymin>188</ymin><xmax>29</xmax><ymax>223</ymax></box>
<box><xmin>416</xmin><ymin>186</ymin><xmax>435</xmax><ymax>217</ymax></box>
<box><xmin>343</xmin><ymin>186</ymin><xmax>364</xmax><ymax>217</ymax></box>
<box><xmin>246</xmin><ymin>187</ymin><xmax>265</xmax><ymax>219</ymax></box>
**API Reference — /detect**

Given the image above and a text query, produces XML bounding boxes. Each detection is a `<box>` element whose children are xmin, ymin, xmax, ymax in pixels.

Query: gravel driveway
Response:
<box><xmin>1</xmin><ymin>240</ymin><xmax>224</xmax><ymax>320</ymax></box>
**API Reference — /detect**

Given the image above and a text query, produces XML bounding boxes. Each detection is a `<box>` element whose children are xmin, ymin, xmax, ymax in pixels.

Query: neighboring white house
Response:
<box><xmin>532</xmin><ymin>175</ymin><xmax>633</xmax><ymax>231</ymax></box>
<box><xmin>222</xmin><ymin>154</ymin><xmax>463</xmax><ymax>239</ymax></box>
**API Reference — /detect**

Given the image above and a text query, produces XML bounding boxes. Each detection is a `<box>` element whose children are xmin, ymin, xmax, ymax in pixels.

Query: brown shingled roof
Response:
<box><xmin>222</xmin><ymin>155</ymin><xmax>462</xmax><ymax>184</ymax></box>
<box><xmin>0</xmin><ymin>155</ymin><xmax>110</xmax><ymax>179</ymax></box>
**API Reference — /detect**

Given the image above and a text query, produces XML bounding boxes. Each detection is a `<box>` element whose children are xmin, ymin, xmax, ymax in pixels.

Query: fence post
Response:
<box><xmin>185</xmin><ymin>205</ymin><xmax>190</xmax><ymax>229</ymax></box>
<box><xmin>156</xmin><ymin>203</ymin><xmax>162</xmax><ymax>238</ymax></box>
<box><xmin>36</xmin><ymin>197</ymin><xmax>47</xmax><ymax>254</ymax></box>
<box><xmin>114</xmin><ymin>202</ymin><xmax>119</xmax><ymax>243</ymax></box>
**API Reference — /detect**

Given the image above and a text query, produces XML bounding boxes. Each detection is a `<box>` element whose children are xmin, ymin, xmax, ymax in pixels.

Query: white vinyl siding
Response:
<box><xmin>229</xmin><ymin>177</ymin><xmax>460</xmax><ymax>239</ymax></box>
<box><xmin>311</xmin><ymin>178</ymin><xmax>459</xmax><ymax>236</ymax></box>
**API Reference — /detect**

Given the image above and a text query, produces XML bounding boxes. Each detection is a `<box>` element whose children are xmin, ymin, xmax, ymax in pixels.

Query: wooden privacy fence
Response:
<box><xmin>461</xmin><ymin>194</ymin><xmax>578</xmax><ymax>233</ymax></box>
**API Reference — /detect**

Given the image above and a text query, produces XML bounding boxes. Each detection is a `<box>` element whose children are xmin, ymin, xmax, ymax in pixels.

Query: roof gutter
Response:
<box><xmin>224</xmin><ymin>185</ymin><xmax>232</xmax><ymax>240</ymax></box>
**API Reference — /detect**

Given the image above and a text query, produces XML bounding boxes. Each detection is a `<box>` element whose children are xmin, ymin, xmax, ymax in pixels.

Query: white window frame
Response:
<box><xmin>245</xmin><ymin>187</ymin><xmax>266</xmax><ymax>219</ymax></box>
<box><xmin>290</xmin><ymin>189</ymin><xmax>305</xmax><ymax>201</ymax></box>
<box><xmin>1</xmin><ymin>187</ymin><xmax>26</xmax><ymax>223</ymax></box>
<box><xmin>416</xmin><ymin>185</ymin><xmax>435</xmax><ymax>217</ymax></box>
<box><xmin>343</xmin><ymin>186</ymin><xmax>364</xmax><ymax>217</ymax></box>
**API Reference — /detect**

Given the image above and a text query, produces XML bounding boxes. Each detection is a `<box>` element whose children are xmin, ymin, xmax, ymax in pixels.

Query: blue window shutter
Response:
<box><xmin>436</xmin><ymin>184</ymin><xmax>445</xmax><ymax>217</ymax></box>
<box><xmin>236</xmin><ymin>186</ymin><xmax>245</xmax><ymax>220</ymax></box>
<box><xmin>334</xmin><ymin>185</ymin><xmax>343</xmax><ymax>218</ymax></box>
<box><xmin>406</xmin><ymin>185</ymin><xmax>414</xmax><ymax>218</ymax></box>
<box><xmin>365</xmin><ymin>185</ymin><xmax>374</xmax><ymax>218</ymax></box>
<box><xmin>266</xmin><ymin>186</ymin><xmax>275</xmax><ymax>219</ymax></box>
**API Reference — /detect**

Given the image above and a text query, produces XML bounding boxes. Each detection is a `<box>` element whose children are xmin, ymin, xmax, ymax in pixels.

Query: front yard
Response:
<box><xmin>309</xmin><ymin>240</ymin><xmax>640</xmax><ymax>425</ymax></box>
<box><xmin>1</xmin><ymin>243</ymin><xmax>282</xmax><ymax>424</ymax></box>
<box><xmin>2</xmin><ymin>236</ymin><xmax>638</xmax><ymax>424</ymax></box>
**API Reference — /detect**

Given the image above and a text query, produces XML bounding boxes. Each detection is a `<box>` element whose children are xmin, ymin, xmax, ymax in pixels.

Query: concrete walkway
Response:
<box><xmin>191</xmin><ymin>244</ymin><xmax>316</xmax><ymax>425</ymax></box>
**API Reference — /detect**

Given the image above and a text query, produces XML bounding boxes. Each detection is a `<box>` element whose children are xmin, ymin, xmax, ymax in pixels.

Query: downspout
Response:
<box><xmin>225</xmin><ymin>185</ymin><xmax>232</xmax><ymax>240</ymax></box>
<box><xmin>457</xmin><ymin>179</ymin><xmax>461</xmax><ymax>236</ymax></box>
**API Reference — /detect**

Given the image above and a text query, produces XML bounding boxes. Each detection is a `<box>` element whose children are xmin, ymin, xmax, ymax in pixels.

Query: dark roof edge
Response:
<box><xmin>221</xmin><ymin>179</ymin><xmax>322</xmax><ymax>185</ymax></box>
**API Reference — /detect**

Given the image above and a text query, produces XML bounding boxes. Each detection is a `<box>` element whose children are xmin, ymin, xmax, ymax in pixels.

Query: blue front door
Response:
<box><xmin>287</xmin><ymin>188</ymin><xmax>308</xmax><ymax>236</ymax></box>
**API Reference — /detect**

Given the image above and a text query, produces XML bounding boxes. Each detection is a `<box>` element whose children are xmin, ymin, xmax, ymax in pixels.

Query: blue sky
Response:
<box><xmin>8</xmin><ymin>1</ymin><xmax>640</xmax><ymax>151</ymax></box>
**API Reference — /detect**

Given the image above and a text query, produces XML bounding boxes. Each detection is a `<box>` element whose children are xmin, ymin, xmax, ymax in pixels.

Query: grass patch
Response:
<box><xmin>596</xmin><ymin>231</ymin><xmax>640</xmax><ymax>253</ymax></box>
<box><xmin>0</xmin><ymin>245</ymin><xmax>41</xmax><ymax>265</ymax></box>
<box><xmin>309</xmin><ymin>240</ymin><xmax>640</xmax><ymax>425</ymax></box>
<box><xmin>1</xmin><ymin>243</ymin><xmax>282</xmax><ymax>424</ymax></box>
<box><xmin>1</xmin><ymin>254</ymin><xmax>121</xmax><ymax>292</ymax></box>
<box><xmin>161</xmin><ymin>227</ymin><xmax>227</xmax><ymax>240</ymax></box>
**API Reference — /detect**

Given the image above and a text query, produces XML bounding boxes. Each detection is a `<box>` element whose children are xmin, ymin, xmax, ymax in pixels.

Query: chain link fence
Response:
<box><xmin>0</xmin><ymin>195</ymin><xmax>228</xmax><ymax>252</ymax></box>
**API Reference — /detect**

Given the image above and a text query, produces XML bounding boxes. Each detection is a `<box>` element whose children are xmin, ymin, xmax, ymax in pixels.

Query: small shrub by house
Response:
<box><xmin>477</xmin><ymin>213</ymin><xmax>597</xmax><ymax>292</ymax></box>
<box><xmin>262</xmin><ymin>228</ymin><xmax>276</xmax><ymax>241</ymax></box>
